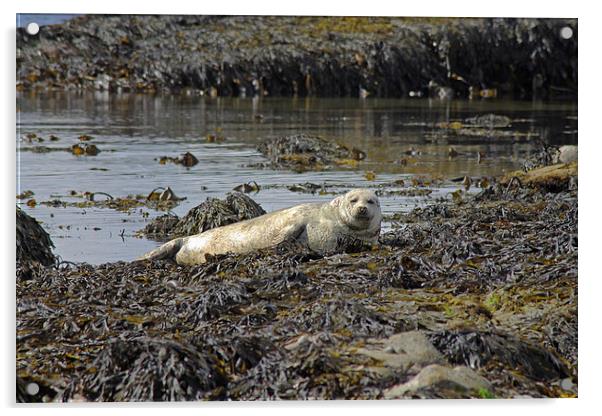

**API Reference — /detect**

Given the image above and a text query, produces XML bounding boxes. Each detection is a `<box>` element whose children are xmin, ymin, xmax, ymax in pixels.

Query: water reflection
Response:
<box><xmin>16</xmin><ymin>91</ymin><xmax>577</xmax><ymax>263</ymax></box>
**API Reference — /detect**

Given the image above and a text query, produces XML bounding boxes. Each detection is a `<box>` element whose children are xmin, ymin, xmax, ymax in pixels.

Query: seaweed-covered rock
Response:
<box><xmin>16</xmin><ymin>206</ymin><xmax>55</xmax><ymax>279</ymax></box>
<box><xmin>427</xmin><ymin>329</ymin><xmax>568</xmax><ymax>381</ymax></box>
<box><xmin>60</xmin><ymin>337</ymin><xmax>227</xmax><ymax>401</ymax></box>
<box><xmin>465</xmin><ymin>113</ymin><xmax>512</xmax><ymax>128</ymax></box>
<box><xmin>140</xmin><ymin>192</ymin><xmax>265</xmax><ymax>239</ymax></box>
<box><xmin>254</xmin><ymin>134</ymin><xmax>365</xmax><ymax>171</ymax></box>
<box><xmin>522</xmin><ymin>144</ymin><xmax>577</xmax><ymax>172</ymax></box>
<box><xmin>138</xmin><ymin>213</ymin><xmax>180</xmax><ymax>237</ymax></box>
<box><xmin>17</xmin><ymin>16</ymin><xmax>577</xmax><ymax>99</ymax></box>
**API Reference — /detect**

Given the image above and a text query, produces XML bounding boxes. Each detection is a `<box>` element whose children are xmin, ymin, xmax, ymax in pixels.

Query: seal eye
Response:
<box><xmin>350</xmin><ymin>197</ymin><xmax>358</xmax><ymax>203</ymax></box>
<box><xmin>367</xmin><ymin>199</ymin><xmax>374</xmax><ymax>204</ymax></box>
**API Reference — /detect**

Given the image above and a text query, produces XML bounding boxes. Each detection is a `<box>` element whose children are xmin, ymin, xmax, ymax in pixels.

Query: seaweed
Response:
<box><xmin>253</xmin><ymin>134</ymin><xmax>366</xmax><ymax>172</ymax></box>
<box><xmin>139</xmin><ymin>192</ymin><xmax>266</xmax><ymax>239</ymax></box>
<box><xmin>16</xmin><ymin>177</ymin><xmax>577</xmax><ymax>400</ymax></box>
<box><xmin>16</xmin><ymin>206</ymin><xmax>55</xmax><ymax>280</ymax></box>
<box><xmin>17</xmin><ymin>17</ymin><xmax>576</xmax><ymax>99</ymax></box>
<box><xmin>428</xmin><ymin>330</ymin><xmax>569</xmax><ymax>381</ymax></box>
<box><xmin>59</xmin><ymin>337</ymin><xmax>228</xmax><ymax>401</ymax></box>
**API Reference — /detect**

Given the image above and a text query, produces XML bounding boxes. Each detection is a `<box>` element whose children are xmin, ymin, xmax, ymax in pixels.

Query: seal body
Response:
<box><xmin>139</xmin><ymin>189</ymin><xmax>382</xmax><ymax>265</ymax></box>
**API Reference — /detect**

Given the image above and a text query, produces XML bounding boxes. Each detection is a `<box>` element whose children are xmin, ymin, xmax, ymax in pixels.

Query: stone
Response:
<box><xmin>384</xmin><ymin>364</ymin><xmax>492</xmax><ymax>398</ymax></box>
<box><xmin>554</xmin><ymin>145</ymin><xmax>578</xmax><ymax>164</ymax></box>
<box><xmin>355</xmin><ymin>331</ymin><xmax>445</xmax><ymax>376</ymax></box>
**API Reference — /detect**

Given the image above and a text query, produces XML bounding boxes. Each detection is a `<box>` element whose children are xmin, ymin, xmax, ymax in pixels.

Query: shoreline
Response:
<box><xmin>17</xmin><ymin>15</ymin><xmax>577</xmax><ymax>99</ymax></box>
<box><xmin>16</xmin><ymin>164</ymin><xmax>578</xmax><ymax>401</ymax></box>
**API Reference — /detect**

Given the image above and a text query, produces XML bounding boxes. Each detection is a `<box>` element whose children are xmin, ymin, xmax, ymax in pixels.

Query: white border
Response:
<box><xmin>2</xmin><ymin>1</ymin><xmax>597</xmax><ymax>416</ymax></box>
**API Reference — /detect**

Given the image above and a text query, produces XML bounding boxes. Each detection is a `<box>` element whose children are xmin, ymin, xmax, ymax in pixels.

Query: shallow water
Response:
<box><xmin>16</xmin><ymin>14</ymin><xmax>80</xmax><ymax>28</ymax></box>
<box><xmin>16</xmin><ymin>91</ymin><xmax>577</xmax><ymax>264</ymax></box>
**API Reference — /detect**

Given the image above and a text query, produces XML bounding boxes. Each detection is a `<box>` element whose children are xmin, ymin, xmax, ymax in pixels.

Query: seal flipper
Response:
<box><xmin>281</xmin><ymin>223</ymin><xmax>308</xmax><ymax>245</ymax></box>
<box><xmin>138</xmin><ymin>237</ymin><xmax>185</xmax><ymax>262</ymax></box>
<box><xmin>271</xmin><ymin>224</ymin><xmax>311</xmax><ymax>253</ymax></box>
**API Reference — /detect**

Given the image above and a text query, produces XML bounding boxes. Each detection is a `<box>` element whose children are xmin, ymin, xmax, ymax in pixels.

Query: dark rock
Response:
<box><xmin>140</xmin><ymin>192</ymin><xmax>266</xmax><ymax>239</ymax></box>
<box><xmin>138</xmin><ymin>213</ymin><xmax>179</xmax><ymax>238</ymax></box>
<box><xmin>428</xmin><ymin>329</ymin><xmax>569</xmax><ymax>381</ymax></box>
<box><xmin>16</xmin><ymin>206</ymin><xmax>55</xmax><ymax>279</ymax></box>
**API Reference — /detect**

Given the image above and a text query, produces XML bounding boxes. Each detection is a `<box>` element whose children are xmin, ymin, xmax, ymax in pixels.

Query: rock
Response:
<box><xmin>255</xmin><ymin>134</ymin><xmax>365</xmax><ymax>172</ymax></box>
<box><xmin>554</xmin><ymin>145</ymin><xmax>578</xmax><ymax>164</ymax></box>
<box><xmin>465</xmin><ymin>113</ymin><xmax>512</xmax><ymax>128</ymax></box>
<box><xmin>139</xmin><ymin>213</ymin><xmax>180</xmax><ymax>237</ymax></box>
<box><xmin>523</xmin><ymin>145</ymin><xmax>577</xmax><ymax>171</ymax></box>
<box><xmin>502</xmin><ymin>162</ymin><xmax>577</xmax><ymax>193</ymax></box>
<box><xmin>158</xmin><ymin>152</ymin><xmax>198</xmax><ymax>167</ymax></box>
<box><xmin>356</xmin><ymin>331</ymin><xmax>446</xmax><ymax>376</ymax></box>
<box><xmin>384</xmin><ymin>364</ymin><xmax>492</xmax><ymax>398</ymax></box>
<box><xmin>16</xmin><ymin>16</ymin><xmax>577</xmax><ymax>99</ymax></box>
<box><xmin>428</xmin><ymin>329</ymin><xmax>569</xmax><ymax>381</ymax></box>
<box><xmin>16</xmin><ymin>206</ymin><xmax>55</xmax><ymax>279</ymax></box>
<box><xmin>139</xmin><ymin>192</ymin><xmax>266</xmax><ymax>239</ymax></box>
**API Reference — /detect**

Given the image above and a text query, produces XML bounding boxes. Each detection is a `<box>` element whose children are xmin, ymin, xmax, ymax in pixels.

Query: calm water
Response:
<box><xmin>16</xmin><ymin>14</ymin><xmax>80</xmax><ymax>28</ymax></box>
<box><xmin>16</xmin><ymin>92</ymin><xmax>577</xmax><ymax>264</ymax></box>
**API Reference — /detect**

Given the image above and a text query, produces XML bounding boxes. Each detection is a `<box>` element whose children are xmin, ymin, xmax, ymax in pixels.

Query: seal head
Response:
<box><xmin>330</xmin><ymin>188</ymin><xmax>382</xmax><ymax>234</ymax></box>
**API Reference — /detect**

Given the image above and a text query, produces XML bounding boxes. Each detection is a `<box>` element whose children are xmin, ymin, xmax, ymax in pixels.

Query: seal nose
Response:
<box><xmin>358</xmin><ymin>206</ymin><xmax>368</xmax><ymax>215</ymax></box>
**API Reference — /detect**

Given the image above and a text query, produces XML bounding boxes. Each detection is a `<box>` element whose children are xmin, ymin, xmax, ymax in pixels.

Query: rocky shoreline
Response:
<box><xmin>16</xmin><ymin>162</ymin><xmax>577</xmax><ymax>401</ymax></box>
<box><xmin>17</xmin><ymin>15</ymin><xmax>577</xmax><ymax>99</ymax></box>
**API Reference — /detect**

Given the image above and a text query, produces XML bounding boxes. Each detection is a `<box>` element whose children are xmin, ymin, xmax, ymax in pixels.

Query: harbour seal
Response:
<box><xmin>139</xmin><ymin>189</ymin><xmax>382</xmax><ymax>265</ymax></box>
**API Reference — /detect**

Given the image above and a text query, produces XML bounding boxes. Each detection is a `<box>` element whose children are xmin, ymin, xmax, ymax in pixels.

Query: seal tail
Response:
<box><xmin>138</xmin><ymin>237</ymin><xmax>184</xmax><ymax>262</ymax></box>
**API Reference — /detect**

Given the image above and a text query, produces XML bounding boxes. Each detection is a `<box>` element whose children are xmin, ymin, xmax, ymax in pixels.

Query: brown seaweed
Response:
<box><xmin>16</xmin><ymin>177</ymin><xmax>577</xmax><ymax>401</ymax></box>
<box><xmin>140</xmin><ymin>191</ymin><xmax>266</xmax><ymax>239</ymax></box>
